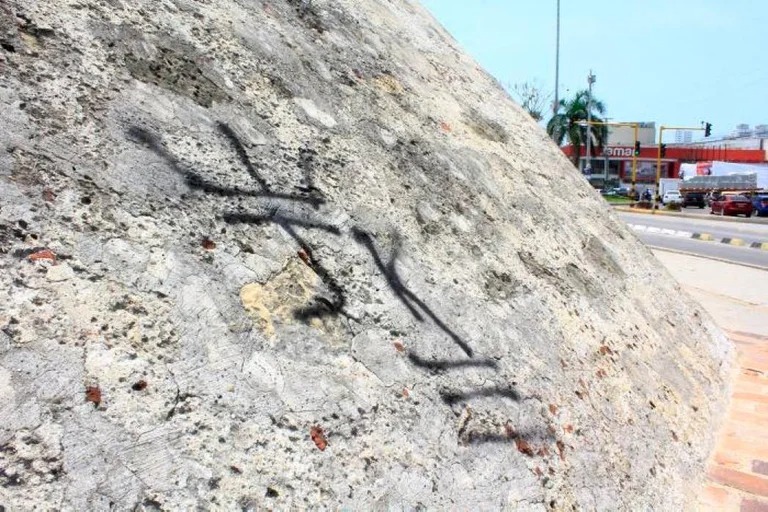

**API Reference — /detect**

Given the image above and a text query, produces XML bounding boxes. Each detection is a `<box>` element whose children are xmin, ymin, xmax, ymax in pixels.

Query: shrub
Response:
<box><xmin>633</xmin><ymin>201</ymin><xmax>653</xmax><ymax>210</ymax></box>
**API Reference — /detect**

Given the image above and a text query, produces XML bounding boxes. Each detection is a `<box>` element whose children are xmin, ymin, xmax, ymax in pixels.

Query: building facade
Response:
<box><xmin>560</xmin><ymin>122</ymin><xmax>768</xmax><ymax>187</ymax></box>
<box><xmin>562</xmin><ymin>144</ymin><xmax>765</xmax><ymax>186</ymax></box>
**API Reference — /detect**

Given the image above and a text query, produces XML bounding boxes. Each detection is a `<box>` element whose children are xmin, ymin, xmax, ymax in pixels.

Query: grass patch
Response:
<box><xmin>604</xmin><ymin>196</ymin><xmax>634</xmax><ymax>205</ymax></box>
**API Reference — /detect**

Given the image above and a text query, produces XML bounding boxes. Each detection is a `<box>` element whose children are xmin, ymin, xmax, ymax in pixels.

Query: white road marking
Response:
<box><xmin>628</xmin><ymin>224</ymin><xmax>693</xmax><ymax>239</ymax></box>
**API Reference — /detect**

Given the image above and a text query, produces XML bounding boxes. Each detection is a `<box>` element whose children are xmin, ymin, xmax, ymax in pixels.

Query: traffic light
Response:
<box><xmin>634</xmin><ymin>141</ymin><xmax>641</xmax><ymax>156</ymax></box>
<box><xmin>660</xmin><ymin>143</ymin><xmax>667</xmax><ymax>157</ymax></box>
<box><xmin>704</xmin><ymin>122</ymin><xmax>712</xmax><ymax>137</ymax></box>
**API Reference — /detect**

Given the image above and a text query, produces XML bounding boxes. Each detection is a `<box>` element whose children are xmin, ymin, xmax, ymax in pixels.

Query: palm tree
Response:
<box><xmin>547</xmin><ymin>90</ymin><xmax>608</xmax><ymax>168</ymax></box>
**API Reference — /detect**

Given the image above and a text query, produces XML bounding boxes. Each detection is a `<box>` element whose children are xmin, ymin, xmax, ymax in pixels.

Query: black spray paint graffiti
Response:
<box><xmin>351</xmin><ymin>227</ymin><xmax>474</xmax><ymax>358</ymax></box>
<box><xmin>127</xmin><ymin>125</ymin><xmax>324</xmax><ymax>207</ymax></box>
<box><xmin>215</xmin><ymin>122</ymin><xmax>272</xmax><ymax>193</ymax></box>
<box><xmin>129</xmin><ymin>124</ymin><xmax>343</xmax><ymax>321</ymax></box>
<box><xmin>127</xmin><ymin>122</ymin><xmax>550</xmax><ymax>447</ymax></box>
<box><xmin>129</xmin><ymin>123</ymin><xmax>475</xmax><ymax>353</ymax></box>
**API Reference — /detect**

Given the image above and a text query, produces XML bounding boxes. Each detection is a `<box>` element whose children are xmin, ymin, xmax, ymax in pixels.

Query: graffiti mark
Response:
<box><xmin>408</xmin><ymin>352</ymin><xmax>497</xmax><ymax>372</ymax></box>
<box><xmin>461</xmin><ymin>426</ymin><xmax>540</xmax><ymax>446</ymax></box>
<box><xmin>222</xmin><ymin>210</ymin><xmax>347</xmax><ymax>322</ymax></box>
<box><xmin>440</xmin><ymin>386</ymin><xmax>520</xmax><ymax>406</ymax></box>
<box><xmin>126</xmin><ymin>126</ymin><xmax>323</xmax><ymax>207</ymax></box>
<box><xmin>351</xmin><ymin>227</ymin><xmax>473</xmax><ymax>357</ymax></box>
<box><xmin>221</xmin><ymin>212</ymin><xmax>340</xmax><ymax>235</ymax></box>
<box><xmin>215</xmin><ymin>122</ymin><xmax>271</xmax><ymax>192</ymax></box>
<box><xmin>125</xmin><ymin>123</ymin><xmax>553</xmax><ymax>448</ymax></box>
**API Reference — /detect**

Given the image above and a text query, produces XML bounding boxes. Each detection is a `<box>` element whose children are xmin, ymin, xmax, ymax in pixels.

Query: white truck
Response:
<box><xmin>658</xmin><ymin>178</ymin><xmax>681</xmax><ymax>199</ymax></box>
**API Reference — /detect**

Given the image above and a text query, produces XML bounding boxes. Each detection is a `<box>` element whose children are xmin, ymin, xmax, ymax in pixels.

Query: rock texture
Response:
<box><xmin>0</xmin><ymin>0</ymin><xmax>732</xmax><ymax>509</ymax></box>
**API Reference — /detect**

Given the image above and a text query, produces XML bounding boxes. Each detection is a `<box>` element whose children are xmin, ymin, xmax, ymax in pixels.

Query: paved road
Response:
<box><xmin>667</xmin><ymin>205</ymin><xmax>768</xmax><ymax>224</ymax></box>
<box><xmin>617</xmin><ymin>211</ymin><xmax>768</xmax><ymax>244</ymax></box>
<box><xmin>640</xmin><ymin>232</ymin><xmax>768</xmax><ymax>269</ymax></box>
<box><xmin>617</xmin><ymin>211</ymin><xmax>768</xmax><ymax>269</ymax></box>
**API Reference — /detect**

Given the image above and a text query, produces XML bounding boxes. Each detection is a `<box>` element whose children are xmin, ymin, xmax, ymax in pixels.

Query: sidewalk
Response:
<box><xmin>653</xmin><ymin>250</ymin><xmax>768</xmax><ymax>510</ymax></box>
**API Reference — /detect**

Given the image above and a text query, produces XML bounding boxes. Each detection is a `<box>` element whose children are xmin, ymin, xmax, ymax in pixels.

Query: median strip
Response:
<box><xmin>629</xmin><ymin>226</ymin><xmax>768</xmax><ymax>250</ymax></box>
<box><xmin>720</xmin><ymin>237</ymin><xmax>746</xmax><ymax>247</ymax></box>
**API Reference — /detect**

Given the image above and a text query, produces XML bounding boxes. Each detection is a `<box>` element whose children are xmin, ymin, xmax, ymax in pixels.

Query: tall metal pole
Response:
<box><xmin>631</xmin><ymin>124</ymin><xmax>638</xmax><ymax>199</ymax></box>
<box><xmin>553</xmin><ymin>0</ymin><xmax>560</xmax><ymax>116</ymax></box>
<box><xmin>585</xmin><ymin>71</ymin><xmax>595</xmax><ymax>172</ymax></box>
<box><xmin>602</xmin><ymin>117</ymin><xmax>611</xmax><ymax>183</ymax></box>
<box><xmin>654</xmin><ymin>126</ymin><xmax>664</xmax><ymax>209</ymax></box>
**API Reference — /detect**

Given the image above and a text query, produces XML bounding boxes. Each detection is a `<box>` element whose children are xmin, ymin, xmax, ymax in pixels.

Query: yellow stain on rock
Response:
<box><xmin>373</xmin><ymin>73</ymin><xmax>404</xmax><ymax>95</ymax></box>
<box><xmin>19</xmin><ymin>32</ymin><xmax>42</xmax><ymax>51</ymax></box>
<box><xmin>239</xmin><ymin>259</ymin><xmax>320</xmax><ymax>338</ymax></box>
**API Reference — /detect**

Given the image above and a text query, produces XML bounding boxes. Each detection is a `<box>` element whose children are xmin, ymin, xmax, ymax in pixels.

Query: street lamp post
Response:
<box><xmin>553</xmin><ymin>0</ymin><xmax>560</xmax><ymax>116</ymax></box>
<box><xmin>585</xmin><ymin>71</ymin><xmax>596</xmax><ymax>173</ymax></box>
<box><xmin>632</xmin><ymin>123</ymin><xmax>638</xmax><ymax>198</ymax></box>
<box><xmin>602</xmin><ymin>117</ymin><xmax>611</xmax><ymax>183</ymax></box>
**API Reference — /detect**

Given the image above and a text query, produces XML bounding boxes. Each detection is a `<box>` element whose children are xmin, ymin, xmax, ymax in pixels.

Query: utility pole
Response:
<box><xmin>603</xmin><ymin>117</ymin><xmax>611</xmax><ymax>183</ymax></box>
<box><xmin>585</xmin><ymin>70</ymin><xmax>596</xmax><ymax>173</ymax></box>
<box><xmin>632</xmin><ymin>123</ymin><xmax>638</xmax><ymax>198</ymax></box>
<box><xmin>553</xmin><ymin>0</ymin><xmax>560</xmax><ymax>116</ymax></box>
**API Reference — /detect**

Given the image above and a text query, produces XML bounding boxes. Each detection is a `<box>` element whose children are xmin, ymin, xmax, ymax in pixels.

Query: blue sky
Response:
<box><xmin>420</xmin><ymin>0</ymin><xmax>768</xmax><ymax>141</ymax></box>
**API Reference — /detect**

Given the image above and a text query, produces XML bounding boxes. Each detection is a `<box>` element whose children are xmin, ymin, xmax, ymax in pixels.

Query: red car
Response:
<box><xmin>710</xmin><ymin>194</ymin><xmax>753</xmax><ymax>217</ymax></box>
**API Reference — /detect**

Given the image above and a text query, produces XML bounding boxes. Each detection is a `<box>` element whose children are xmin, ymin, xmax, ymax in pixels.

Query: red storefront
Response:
<box><xmin>561</xmin><ymin>145</ymin><xmax>765</xmax><ymax>183</ymax></box>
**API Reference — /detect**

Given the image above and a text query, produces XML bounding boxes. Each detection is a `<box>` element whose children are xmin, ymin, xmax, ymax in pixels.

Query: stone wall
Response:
<box><xmin>0</xmin><ymin>0</ymin><xmax>732</xmax><ymax>509</ymax></box>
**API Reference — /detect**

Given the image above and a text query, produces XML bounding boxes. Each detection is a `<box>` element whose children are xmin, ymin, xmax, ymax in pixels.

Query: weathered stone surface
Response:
<box><xmin>0</xmin><ymin>0</ymin><xmax>731</xmax><ymax>509</ymax></box>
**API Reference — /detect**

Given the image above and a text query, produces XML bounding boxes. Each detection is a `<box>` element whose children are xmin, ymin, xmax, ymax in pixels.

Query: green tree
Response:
<box><xmin>546</xmin><ymin>90</ymin><xmax>608</xmax><ymax>168</ymax></box>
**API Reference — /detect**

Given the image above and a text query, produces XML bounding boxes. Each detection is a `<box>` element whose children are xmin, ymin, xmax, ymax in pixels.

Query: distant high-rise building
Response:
<box><xmin>674</xmin><ymin>130</ymin><xmax>692</xmax><ymax>143</ymax></box>
<box><xmin>755</xmin><ymin>124</ymin><xmax>768</xmax><ymax>136</ymax></box>
<box><xmin>735</xmin><ymin>124</ymin><xmax>752</xmax><ymax>137</ymax></box>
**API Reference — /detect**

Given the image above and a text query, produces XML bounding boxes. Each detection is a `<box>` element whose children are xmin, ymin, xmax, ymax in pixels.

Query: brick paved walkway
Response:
<box><xmin>699</xmin><ymin>331</ymin><xmax>768</xmax><ymax>511</ymax></box>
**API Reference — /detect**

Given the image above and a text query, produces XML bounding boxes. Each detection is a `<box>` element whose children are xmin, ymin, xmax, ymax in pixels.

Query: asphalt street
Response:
<box><xmin>617</xmin><ymin>211</ymin><xmax>768</xmax><ymax>243</ymax></box>
<box><xmin>663</xmin><ymin>205</ymin><xmax>768</xmax><ymax>224</ymax></box>
<box><xmin>617</xmin><ymin>211</ymin><xmax>768</xmax><ymax>269</ymax></box>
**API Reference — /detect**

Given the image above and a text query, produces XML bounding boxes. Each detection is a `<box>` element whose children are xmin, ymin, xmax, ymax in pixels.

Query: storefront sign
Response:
<box><xmin>601</xmin><ymin>147</ymin><xmax>634</xmax><ymax>157</ymax></box>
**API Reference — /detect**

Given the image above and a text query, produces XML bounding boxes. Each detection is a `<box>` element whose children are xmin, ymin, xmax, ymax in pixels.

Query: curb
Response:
<box><xmin>650</xmin><ymin>246</ymin><xmax>768</xmax><ymax>271</ymax></box>
<box><xmin>628</xmin><ymin>224</ymin><xmax>768</xmax><ymax>251</ymax></box>
<box><xmin>613</xmin><ymin>206</ymin><xmax>678</xmax><ymax>217</ymax></box>
<box><xmin>720</xmin><ymin>237</ymin><xmax>745</xmax><ymax>247</ymax></box>
<box><xmin>691</xmin><ymin>233</ymin><xmax>768</xmax><ymax>250</ymax></box>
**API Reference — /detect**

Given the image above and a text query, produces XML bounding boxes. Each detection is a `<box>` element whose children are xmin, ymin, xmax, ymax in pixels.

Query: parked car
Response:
<box><xmin>710</xmin><ymin>195</ymin><xmax>753</xmax><ymax>217</ymax></box>
<box><xmin>681</xmin><ymin>191</ymin><xmax>706</xmax><ymax>208</ymax></box>
<box><xmin>612</xmin><ymin>186</ymin><xmax>630</xmax><ymax>197</ymax></box>
<box><xmin>753</xmin><ymin>194</ymin><xmax>768</xmax><ymax>217</ymax></box>
<box><xmin>661</xmin><ymin>190</ymin><xmax>682</xmax><ymax>205</ymax></box>
<box><xmin>600</xmin><ymin>186</ymin><xmax>629</xmax><ymax>197</ymax></box>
